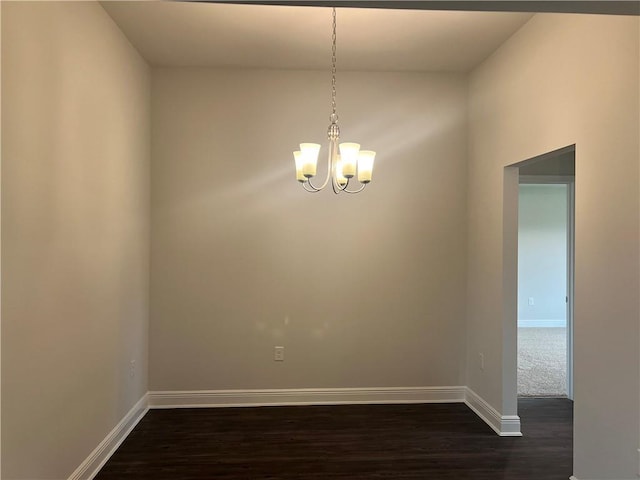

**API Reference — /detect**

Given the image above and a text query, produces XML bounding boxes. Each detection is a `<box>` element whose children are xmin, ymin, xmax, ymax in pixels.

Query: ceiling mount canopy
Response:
<box><xmin>293</xmin><ymin>7</ymin><xmax>375</xmax><ymax>194</ymax></box>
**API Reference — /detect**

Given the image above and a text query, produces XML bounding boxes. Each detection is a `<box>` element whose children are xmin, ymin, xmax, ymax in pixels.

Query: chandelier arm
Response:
<box><xmin>307</xmin><ymin>142</ymin><xmax>334</xmax><ymax>191</ymax></box>
<box><xmin>342</xmin><ymin>182</ymin><xmax>367</xmax><ymax>194</ymax></box>
<box><xmin>305</xmin><ymin>178</ymin><xmax>319</xmax><ymax>191</ymax></box>
<box><xmin>303</xmin><ymin>183</ymin><xmax>321</xmax><ymax>193</ymax></box>
<box><xmin>305</xmin><ymin>139</ymin><xmax>337</xmax><ymax>192</ymax></box>
<box><xmin>332</xmin><ymin>174</ymin><xmax>349</xmax><ymax>194</ymax></box>
<box><xmin>331</xmin><ymin>143</ymin><xmax>351</xmax><ymax>194</ymax></box>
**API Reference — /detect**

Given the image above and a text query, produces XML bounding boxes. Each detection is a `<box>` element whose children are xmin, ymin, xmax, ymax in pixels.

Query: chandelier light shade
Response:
<box><xmin>293</xmin><ymin>8</ymin><xmax>376</xmax><ymax>194</ymax></box>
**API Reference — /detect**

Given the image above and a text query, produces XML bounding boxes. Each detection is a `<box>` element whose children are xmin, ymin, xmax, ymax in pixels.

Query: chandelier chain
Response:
<box><xmin>330</xmin><ymin>7</ymin><xmax>337</xmax><ymax>124</ymax></box>
<box><xmin>294</xmin><ymin>6</ymin><xmax>375</xmax><ymax>194</ymax></box>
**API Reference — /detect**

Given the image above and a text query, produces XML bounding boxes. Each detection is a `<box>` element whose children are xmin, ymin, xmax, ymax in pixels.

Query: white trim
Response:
<box><xmin>566</xmin><ymin>179</ymin><xmax>575</xmax><ymax>400</ymax></box>
<box><xmin>67</xmin><ymin>394</ymin><xmax>149</xmax><ymax>480</ymax></box>
<box><xmin>0</xmin><ymin>2</ymin><xmax>4</xmax><ymax>470</ymax></box>
<box><xmin>464</xmin><ymin>387</ymin><xmax>522</xmax><ymax>437</ymax></box>
<box><xmin>148</xmin><ymin>386</ymin><xmax>466</xmax><ymax>409</ymax></box>
<box><xmin>148</xmin><ymin>387</ymin><xmax>520</xmax><ymax>437</ymax></box>
<box><xmin>518</xmin><ymin>319</ymin><xmax>566</xmax><ymax>328</ymax></box>
<box><xmin>65</xmin><ymin>387</ymin><xmax>521</xmax><ymax>479</ymax></box>
<box><xmin>570</xmin><ymin>476</ymin><xmax>640</xmax><ymax>480</ymax></box>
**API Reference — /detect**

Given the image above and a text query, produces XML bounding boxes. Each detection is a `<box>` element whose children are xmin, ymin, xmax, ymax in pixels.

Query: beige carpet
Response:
<box><xmin>518</xmin><ymin>327</ymin><xmax>567</xmax><ymax>397</ymax></box>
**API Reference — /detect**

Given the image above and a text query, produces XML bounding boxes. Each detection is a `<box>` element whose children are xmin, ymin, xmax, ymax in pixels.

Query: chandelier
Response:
<box><xmin>293</xmin><ymin>8</ymin><xmax>376</xmax><ymax>194</ymax></box>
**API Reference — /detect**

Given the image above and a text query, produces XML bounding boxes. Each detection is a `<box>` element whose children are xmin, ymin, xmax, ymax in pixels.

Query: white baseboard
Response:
<box><xmin>67</xmin><ymin>394</ymin><xmax>149</xmax><ymax>480</ymax></box>
<box><xmin>148</xmin><ymin>386</ymin><xmax>466</xmax><ymax>408</ymax></box>
<box><xmin>464</xmin><ymin>387</ymin><xmax>522</xmax><ymax>436</ymax></box>
<box><xmin>518</xmin><ymin>319</ymin><xmax>566</xmax><ymax>328</ymax></box>
<box><xmin>148</xmin><ymin>386</ymin><xmax>519</xmax><ymax>436</ymax></box>
<box><xmin>66</xmin><ymin>386</ymin><xmax>519</xmax><ymax>479</ymax></box>
<box><xmin>570</xmin><ymin>476</ymin><xmax>640</xmax><ymax>480</ymax></box>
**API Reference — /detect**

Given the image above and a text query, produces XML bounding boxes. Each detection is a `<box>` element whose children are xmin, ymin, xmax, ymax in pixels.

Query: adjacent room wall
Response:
<box><xmin>517</xmin><ymin>184</ymin><xmax>567</xmax><ymax>327</ymax></box>
<box><xmin>467</xmin><ymin>13</ymin><xmax>639</xmax><ymax>479</ymax></box>
<box><xmin>150</xmin><ymin>69</ymin><xmax>468</xmax><ymax>391</ymax></box>
<box><xmin>1</xmin><ymin>2</ymin><xmax>150</xmax><ymax>478</ymax></box>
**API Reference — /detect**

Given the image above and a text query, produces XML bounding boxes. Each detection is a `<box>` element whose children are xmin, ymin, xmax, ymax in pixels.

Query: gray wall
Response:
<box><xmin>467</xmin><ymin>13</ymin><xmax>639</xmax><ymax>479</ymax></box>
<box><xmin>150</xmin><ymin>68</ymin><xmax>468</xmax><ymax>391</ymax></box>
<box><xmin>518</xmin><ymin>184</ymin><xmax>567</xmax><ymax>326</ymax></box>
<box><xmin>1</xmin><ymin>2</ymin><xmax>150</xmax><ymax>478</ymax></box>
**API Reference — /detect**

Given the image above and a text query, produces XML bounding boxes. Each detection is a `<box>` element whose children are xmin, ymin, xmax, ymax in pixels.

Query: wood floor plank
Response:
<box><xmin>95</xmin><ymin>398</ymin><xmax>572</xmax><ymax>479</ymax></box>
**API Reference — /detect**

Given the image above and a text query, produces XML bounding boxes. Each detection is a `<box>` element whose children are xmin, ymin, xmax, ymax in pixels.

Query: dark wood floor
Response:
<box><xmin>95</xmin><ymin>398</ymin><xmax>572</xmax><ymax>479</ymax></box>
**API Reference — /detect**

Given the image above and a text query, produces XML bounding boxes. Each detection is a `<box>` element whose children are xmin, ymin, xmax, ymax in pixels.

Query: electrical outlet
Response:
<box><xmin>274</xmin><ymin>346</ymin><xmax>284</xmax><ymax>362</ymax></box>
<box><xmin>479</xmin><ymin>353</ymin><xmax>485</xmax><ymax>371</ymax></box>
<box><xmin>129</xmin><ymin>360</ymin><xmax>136</xmax><ymax>378</ymax></box>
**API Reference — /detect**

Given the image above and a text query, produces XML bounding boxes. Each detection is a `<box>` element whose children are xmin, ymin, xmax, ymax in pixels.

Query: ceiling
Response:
<box><xmin>101</xmin><ymin>1</ymin><xmax>534</xmax><ymax>72</ymax></box>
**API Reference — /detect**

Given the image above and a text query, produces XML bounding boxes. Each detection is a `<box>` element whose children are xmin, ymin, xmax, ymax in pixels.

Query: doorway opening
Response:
<box><xmin>512</xmin><ymin>147</ymin><xmax>575</xmax><ymax>400</ymax></box>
